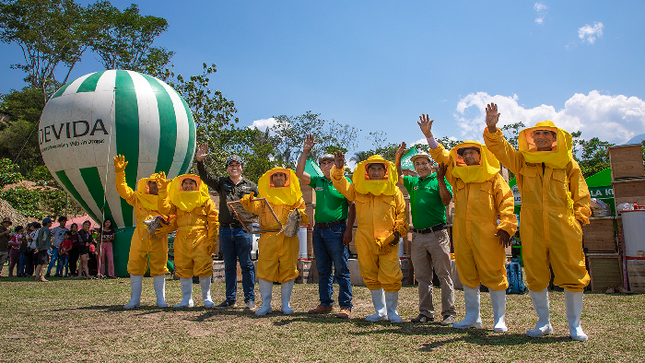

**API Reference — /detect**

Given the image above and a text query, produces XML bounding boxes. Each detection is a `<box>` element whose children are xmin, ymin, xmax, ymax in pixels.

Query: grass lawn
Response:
<box><xmin>1</xmin><ymin>272</ymin><xmax>643</xmax><ymax>362</ymax></box>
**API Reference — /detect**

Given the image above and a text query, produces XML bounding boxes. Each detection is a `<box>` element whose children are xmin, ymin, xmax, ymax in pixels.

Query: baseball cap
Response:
<box><xmin>318</xmin><ymin>154</ymin><xmax>335</xmax><ymax>163</ymax></box>
<box><xmin>2</xmin><ymin>217</ymin><xmax>12</xmax><ymax>225</ymax></box>
<box><xmin>410</xmin><ymin>151</ymin><xmax>432</xmax><ymax>163</ymax></box>
<box><xmin>42</xmin><ymin>217</ymin><xmax>53</xmax><ymax>225</ymax></box>
<box><xmin>226</xmin><ymin>155</ymin><xmax>243</xmax><ymax>167</ymax></box>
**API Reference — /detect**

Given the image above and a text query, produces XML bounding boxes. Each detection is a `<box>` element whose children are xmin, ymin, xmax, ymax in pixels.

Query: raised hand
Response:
<box><xmin>417</xmin><ymin>114</ymin><xmax>434</xmax><ymax>138</ymax></box>
<box><xmin>195</xmin><ymin>143</ymin><xmax>210</xmax><ymax>162</ymax></box>
<box><xmin>113</xmin><ymin>155</ymin><xmax>128</xmax><ymax>173</ymax></box>
<box><xmin>436</xmin><ymin>163</ymin><xmax>447</xmax><ymax>179</ymax></box>
<box><xmin>486</xmin><ymin>103</ymin><xmax>500</xmax><ymax>133</ymax></box>
<box><xmin>334</xmin><ymin>150</ymin><xmax>345</xmax><ymax>170</ymax></box>
<box><xmin>155</xmin><ymin>172</ymin><xmax>171</xmax><ymax>191</ymax></box>
<box><xmin>395</xmin><ymin>142</ymin><xmax>407</xmax><ymax>158</ymax></box>
<box><xmin>302</xmin><ymin>134</ymin><xmax>316</xmax><ymax>152</ymax></box>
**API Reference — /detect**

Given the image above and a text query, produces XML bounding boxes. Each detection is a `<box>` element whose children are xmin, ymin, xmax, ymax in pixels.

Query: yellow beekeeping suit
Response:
<box><xmin>115</xmin><ymin>171</ymin><xmax>170</xmax><ymax>277</ymax></box>
<box><xmin>484</xmin><ymin>121</ymin><xmax>591</xmax><ymax>292</ymax></box>
<box><xmin>430</xmin><ymin>141</ymin><xmax>517</xmax><ymax>290</ymax></box>
<box><xmin>331</xmin><ymin>155</ymin><xmax>409</xmax><ymax>292</ymax></box>
<box><xmin>158</xmin><ymin>174</ymin><xmax>219</xmax><ymax>278</ymax></box>
<box><xmin>240</xmin><ymin>168</ymin><xmax>308</xmax><ymax>283</ymax></box>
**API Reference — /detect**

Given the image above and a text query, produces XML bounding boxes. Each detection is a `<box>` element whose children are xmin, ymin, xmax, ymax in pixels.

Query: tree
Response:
<box><xmin>576</xmin><ymin>137</ymin><xmax>614</xmax><ymax>178</ymax></box>
<box><xmin>0</xmin><ymin>0</ymin><xmax>94</xmax><ymax>102</ymax></box>
<box><xmin>88</xmin><ymin>1</ymin><xmax>173</xmax><ymax>74</ymax></box>
<box><xmin>271</xmin><ymin>111</ymin><xmax>360</xmax><ymax>167</ymax></box>
<box><xmin>500</xmin><ymin>121</ymin><xmax>526</xmax><ymax>149</ymax></box>
<box><xmin>0</xmin><ymin>86</ymin><xmax>46</xmax><ymax>173</ymax></box>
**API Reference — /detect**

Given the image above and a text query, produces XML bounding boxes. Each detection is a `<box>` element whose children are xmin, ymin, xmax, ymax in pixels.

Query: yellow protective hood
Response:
<box><xmin>258</xmin><ymin>167</ymin><xmax>302</xmax><ymax>206</ymax></box>
<box><xmin>169</xmin><ymin>174</ymin><xmax>211</xmax><ymax>212</ymax></box>
<box><xmin>353</xmin><ymin>155</ymin><xmax>398</xmax><ymax>196</ymax></box>
<box><xmin>450</xmin><ymin>141</ymin><xmax>500</xmax><ymax>184</ymax></box>
<box><xmin>519</xmin><ymin>121</ymin><xmax>573</xmax><ymax>169</ymax></box>
<box><xmin>135</xmin><ymin>173</ymin><xmax>162</xmax><ymax>211</ymax></box>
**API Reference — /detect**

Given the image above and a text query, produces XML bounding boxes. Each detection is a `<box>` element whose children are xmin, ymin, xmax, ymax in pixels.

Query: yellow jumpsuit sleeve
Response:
<box><xmin>239</xmin><ymin>193</ymin><xmax>265</xmax><ymax>215</ymax></box>
<box><xmin>115</xmin><ymin>170</ymin><xmax>137</xmax><ymax>206</ymax></box>
<box><xmin>393</xmin><ymin>188</ymin><xmax>410</xmax><ymax>236</ymax></box>
<box><xmin>429</xmin><ymin>143</ymin><xmax>458</xmax><ymax>187</ymax></box>
<box><xmin>294</xmin><ymin>197</ymin><xmax>310</xmax><ymax>225</ymax></box>
<box><xmin>568</xmin><ymin>160</ymin><xmax>592</xmax><ymax>226</ymax></box>
<box><xmin>205</xmin><ymin>199</ymin><xmax>220</xmax><ymax>254</ymax></box>
<box><xmin>483</xmin><ymin>128</ymin><xmax>524</xmax><ymax>176</ymax></box>
<box><xmin>493</xmin><ymin>174</ymin><xmax>518</xmax><ymax>236</ymax></box>
<box><xmin>157</xmin><ymin>185</ymin><xmax>175</xmax><ymax>216</ymax></box>
<box><xmin>330</xmin><ymin>165</ymin><xmax>356</xmax><ymax>202</ymax></box>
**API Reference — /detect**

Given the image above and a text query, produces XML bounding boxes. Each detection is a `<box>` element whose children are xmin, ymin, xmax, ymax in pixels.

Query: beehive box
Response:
<box><xmin>608</xmin><ymin>144</ymin><xmax>645</xmax><ymax>180</ymax></box>
<box><xmin>296</xmin><ymin>260</ymin><xmax>313</xmax><ymax>284</ymax></box>
<box><xmin>212</xmin><ymin>260</ymin><xmax>225</xmax><ymax>283</ymax></box>
<box><xmin>612</xmin><ymin>178</ymin><xmax>645</xmax><ymax>199</ymax></box>
<box><xmin>582</xmin><ymin>217</ymin><xmax>617</xmax><ymax>253</ymax></box>
<box><xmin>301</xmin><ymin>183</ymin><xmax>316</xmax><ymax>204</ymax></box>
<box><xmin>626</xmin><ymin>260</ymin><xmax>645</xmax><ymax>293</ymax></box>
<box><xmin>586</xmin><ymin>254</ymin><xmax>623</xmax><ymax>292</ymax></box>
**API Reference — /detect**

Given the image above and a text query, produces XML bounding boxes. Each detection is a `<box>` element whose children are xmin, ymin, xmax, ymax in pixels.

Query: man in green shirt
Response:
<box><xmin>396</xmin><ymin>144</ymin><xmax>456</xmax><ymax>325</ymax></box>
<box><xmin>296</xmin><ymin>135</ymin><xmax>356</xmax><ymax>319</ymax></box>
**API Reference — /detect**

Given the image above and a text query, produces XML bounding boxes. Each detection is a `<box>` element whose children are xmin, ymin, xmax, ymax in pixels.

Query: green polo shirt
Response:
<box><xmin>404</xmin><ymin>174</ymin><xmax>453</xmax><ymax>229</ymax></box>
<box><xmin>309</xmin><ymin>176</ymin><xmax>351</xmax><ymax>223</ymax></box>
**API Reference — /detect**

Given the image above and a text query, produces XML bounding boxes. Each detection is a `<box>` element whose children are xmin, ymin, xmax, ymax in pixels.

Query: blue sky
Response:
<box><xmin>2</xmin><ymin>1</ymin><xmax>644</xmax><ymax>156</ymax></box>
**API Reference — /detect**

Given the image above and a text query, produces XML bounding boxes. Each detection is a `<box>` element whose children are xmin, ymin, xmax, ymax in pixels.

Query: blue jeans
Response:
<box><xmin>59</xmin><ymin>255</ymin><xmax>69</xmax><ymax>276</ymax></box>
<box><xmin>313</xmin><ymin>223</ymin><xmax>353</xmax><ymax>308</ymax></box>
<box><xmin>220</xmin><ymin>226</ymin><xmax>255</xmax><ymax>303</ymax></box>
<box><xmin>47</xmin><ymin>248</ymin><xmax>60</xmax><ymax>275</ymax></box>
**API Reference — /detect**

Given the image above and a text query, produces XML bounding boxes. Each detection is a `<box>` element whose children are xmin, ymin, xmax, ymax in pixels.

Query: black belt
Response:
<box><xmin>412</xmin><ymin>223</ymin><xmax>447</xmax><ymax>234</ymax></box>
<box><xmin>221</xmin><ymin>222</ymin><xmax>242</xmax><ymax>228</ymax></box>
<box><xmin>315</xmin><ymin>219</ymin><xmax>346</xmax><ymax>229</ymax></box>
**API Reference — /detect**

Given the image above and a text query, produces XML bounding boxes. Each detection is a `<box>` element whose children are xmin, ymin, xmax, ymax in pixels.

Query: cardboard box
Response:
<box><xmin>586</xmin><ymin>254</ymin><xmax>623</xmax><ymax>292</ymax></box>
<box><xmin>608</xmin><ymin>144</ymin><xmax>645</xmax><ymax>180</ymax></box>
<box><xmin>626</xmin><ymin>260</ymin><xmax>645</xmax><ymax>293</ymax></box>
<box><xmin>582</xmin><ymin>217</ymin><xmax>617</xmax><ymax>253</ymax></box>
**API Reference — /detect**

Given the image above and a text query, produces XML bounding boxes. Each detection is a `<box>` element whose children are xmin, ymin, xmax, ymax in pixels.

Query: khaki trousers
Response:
<box><xmin>411</xmin><ymin>229</ymin><xmax>455</xmax><ymax>318</ymax></box>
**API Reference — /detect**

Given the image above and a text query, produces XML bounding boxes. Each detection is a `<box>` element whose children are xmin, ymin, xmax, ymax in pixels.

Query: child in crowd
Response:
<box><xmin>59</xmin><ymin>232</ymin><xmax>73</xmax><ymax>277</ymax></box>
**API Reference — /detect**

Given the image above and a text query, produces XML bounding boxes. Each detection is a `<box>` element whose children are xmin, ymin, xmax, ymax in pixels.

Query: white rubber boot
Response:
<box><xmin>365</xmin><ymin>288</ymin><xmax>387</xmax><ymax>322</ymax></box>
<box><xmin>490</xmin><ymin>288</ymin><xmax>508</xmax><ymax>332</ymax></box>
<box><xmin>255</xmin><ymin>278</ymin><xmax>273</xmax><ymax>316</ymax></box>
<box><xmin>173</xmin><ymin>277</ymin><xmax>194</xmax><ymax>308</ymax></box>
<box><xmin>385</xmin><ymin>291</ymin><xmax>403</xmax><ymax>323</ymax></box>
<box><xmin>453</xmin><ymin>285</ymin><xmax>483</xmax><ymax>329</ymax></box>
<box><xmin>526</xmin><ymin>288</ymin><xmax>553</xmax><ymax>337</ymax></box>
<box><xmin>565</xmin><ymin>290</ymin><xmax>588</xmax><ymax>341</ymax></box>
<box><xmin>153</xmin><ymin>275</ymin><xmax>168</xmax><ymax>308</ymax></box>
<box><xmin>200</xmin><ymin>276</ymin><xmax>214</xmax><ymax>308</ymax></box>
<box><xmin>281</xmin><ymin>279</ymin><xmax>295</xmax><ymax>315</ymax></box>
<box><xmin>123</xmin><ymin>274</ymin><xmax>143</xmax><ymax>309</ymax></box>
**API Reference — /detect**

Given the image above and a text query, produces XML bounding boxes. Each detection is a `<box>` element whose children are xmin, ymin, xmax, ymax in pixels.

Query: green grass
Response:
<box><xmin>0</xmin><ymin>273</ymin><xmax>643</xmax><ymax>362</ymax></box>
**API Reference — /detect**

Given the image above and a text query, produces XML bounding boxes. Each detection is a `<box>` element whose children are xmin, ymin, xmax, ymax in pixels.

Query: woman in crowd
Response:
<box><xmin>8</xmin><ymin>225</ymin><xmax>25</xmax><ymax>277</ymax></box>
<box><xmin>24</xmin><ymin>222</ymin><xmax>40</xmax><ymax>277</ymax></box>
<box><xmin>77</xmin><ymin>221</ymin><xmax>93</xmax><ymax>279</ymax></box>
<box><xmin>98</xmin><ymin>219</ymin><xmax>116</xmax><ymax>278</ymax></box>
<box><xmin>68</xmin><ymin>223</ymin><xmax>80</xmax><ymax>276</ymax></box>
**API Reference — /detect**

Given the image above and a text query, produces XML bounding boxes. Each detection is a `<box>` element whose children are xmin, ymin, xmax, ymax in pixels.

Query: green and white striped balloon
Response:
<box><xmin>39</xmin><ymin>70</ymin><xmax>196</xmax><ymax>228</ymax></box>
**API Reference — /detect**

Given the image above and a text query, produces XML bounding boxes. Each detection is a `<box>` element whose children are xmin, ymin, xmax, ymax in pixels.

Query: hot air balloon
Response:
<box><xmin>38</xmin><ymin>70</ymin><xmax>196</xmax><ymax>276</ymax></box>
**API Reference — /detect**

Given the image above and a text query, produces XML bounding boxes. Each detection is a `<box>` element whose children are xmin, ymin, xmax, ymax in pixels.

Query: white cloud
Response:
<box><xmin>578</xmin><ymin>22</ymin><xmax>604</xmax><ymax>44</ymax></box>
<box><xmin>248</xmin><ymin>117</ymin><xmax>277</xmax><ymax>132</ymax></box>
<box><xmin>453</xmin><ymin>91</ymin><xmax>645</xmax><ymax>144</ymax></box>
<box><xmin>534</xmin><ymin>3</ymin><xmax>547</xmax><ymax>24</ymax></box>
